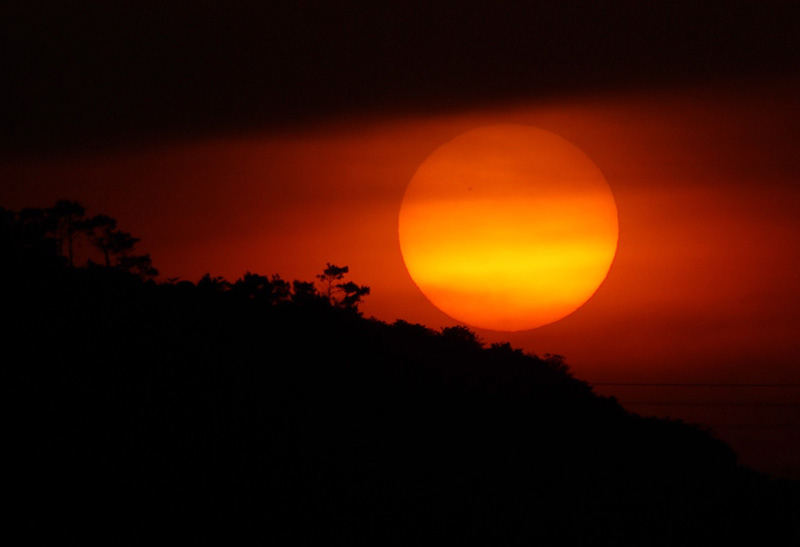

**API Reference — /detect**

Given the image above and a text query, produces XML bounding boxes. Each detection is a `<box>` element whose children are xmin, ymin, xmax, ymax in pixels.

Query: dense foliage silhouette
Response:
<box><xmin>3</xmin><ymin>202</ymin><xmax>798</xmax><ymax>544</ymax></box>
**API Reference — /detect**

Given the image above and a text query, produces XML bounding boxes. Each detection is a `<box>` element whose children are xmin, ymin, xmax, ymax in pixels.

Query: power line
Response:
<box><xmin>622</xmin><ymin>401</ymin><xmax>800</xmax><ymax>407</ymax></box>
<box><xmin>702</xmin><ymin>424</ymin><xmax>800</xmax><ymax>430</ymax></box>
<box><xmin>591</xmin><ymin>382</ymin><xmax>800</xmax><ymax>388</ymax></box>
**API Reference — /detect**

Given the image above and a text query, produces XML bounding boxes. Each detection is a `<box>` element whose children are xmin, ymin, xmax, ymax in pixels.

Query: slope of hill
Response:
<box><xmin>4</xmin><ymin>205</ymin><xmax>798</xmax><ymax>544</ymax></box>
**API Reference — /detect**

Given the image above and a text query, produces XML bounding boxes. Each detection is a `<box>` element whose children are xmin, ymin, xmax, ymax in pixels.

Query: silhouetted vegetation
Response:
<box><xmin>2</xmin><ymin>200</ymin><xmax>157</xmax><ymax>280</ymax></box>
<box><xmin>4</xmin><ymin>202</ymin><xmax>798</xmax><ymax>544</ymax></box>
<box><xmin>317</xmin><ymin>262</ymin><xmax>371</xmax><ymax>309</ymax></box>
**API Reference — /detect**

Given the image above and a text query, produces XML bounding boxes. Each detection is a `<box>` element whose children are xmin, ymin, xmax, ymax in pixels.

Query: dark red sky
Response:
<box><xmin>3</xmin><ymin>1</ymin><xmax>799</xmax><ymax>155</ymax></box>
<box><xmin>2</xmin><ymin>2</ymin><xmax>799</xmax><ymax>478</ymax></box>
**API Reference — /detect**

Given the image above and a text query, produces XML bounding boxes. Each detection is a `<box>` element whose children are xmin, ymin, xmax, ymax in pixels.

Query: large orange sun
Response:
<box><xmin>398</xmin><ymin>124</ymin><xmax>618</xmax><ymax>332</ymax></box>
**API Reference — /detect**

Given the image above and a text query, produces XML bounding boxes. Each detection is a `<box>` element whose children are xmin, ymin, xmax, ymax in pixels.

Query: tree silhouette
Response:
<box><xmin>49</xmin><ymin>200</ymin><xmax>86</xmax><ymax>266</ymax></box>
<box><xmin>82</xmin><ymin>213</ymin><xmax>156</xmax><ymax>278</ymax></box>
<box><xmin>441</xmin><ymin>325</ymin><xmax>482</xmax><ymax>347</ymax></box>
<box><xmin>337</xmin><ymin>280</ymin><xmax>371</xmax><ymax>309</ymax></box>
<box><xmin>5</xmin><ymin>201</ymin><xmax>156</xmax><ymax>277</ymax></box>
<box><xmin>108</xmin><ymin>230</ymin><xmax>139</xmax><ymax>263</ymax></box>
<box><xmin>3</xmin><ymin>206</ymin><xmax>61</xmax><ymax>265</ymax></box>
<box><xmin>316</xmin><ymin>263</ymin><xmax>370</xmax><ymax>310</ymax></box>
<box><xmin>233</xmin><ymin>272</ymin><xmax>291</xmax><ymax>304</ymax></box>
<box><xmin>83</xmin><ymin>214</ymin><xmax>120</xmax><ymax>267</ymax></box>
<box><xmin>317</xmin><ymin>263</ymin><xmax>349</xmax><ymax>300</ymax></box>
<box><xmin>270</xmin><ymin>275</ymin><xmax>292</xmax><ymax>302</ymax></box>
<box><xmin>117</xmin><ymin>253</ymin><xmax>159</xmax><ymax>279</ymax></box>
<box><xmin>291</xmin><ymin>280</ymin><xmax>320</xmax><ymax>305</ymax></box>
<box><xmin>198</xmin><ymin>273</ymin><xmax>231</xmax><ymax>293</ymax></box>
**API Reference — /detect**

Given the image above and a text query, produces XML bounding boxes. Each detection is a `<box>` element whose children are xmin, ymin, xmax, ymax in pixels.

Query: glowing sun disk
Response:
<box><xmin>398</xmin><ymin>124</ymin><xmax>618</xmax><ymax>331</ymax></box>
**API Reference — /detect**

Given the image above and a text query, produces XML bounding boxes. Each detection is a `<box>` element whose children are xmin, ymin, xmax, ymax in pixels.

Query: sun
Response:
<box><xmin>398</xmin><ymin>124</ymin><xmax>618</xmax><ymax>332</ymax></box>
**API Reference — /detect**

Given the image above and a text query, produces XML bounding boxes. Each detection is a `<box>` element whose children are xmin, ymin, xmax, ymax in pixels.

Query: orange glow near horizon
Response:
<box><xmin>2</xmin><ymin>79</ymin><xmax>799</xmax><ymax>379</ymax></box>
<box><xmin>398</xmin><ymin>125</ymin><xmax>618</xmax><ymax>331</ymax></box>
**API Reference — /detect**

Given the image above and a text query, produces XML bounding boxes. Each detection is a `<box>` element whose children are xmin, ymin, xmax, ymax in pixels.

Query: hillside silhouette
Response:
<box><xmin>4</xmin><ymin>203</ymin><xmax>798</xmax><ymax>544</ymax></box>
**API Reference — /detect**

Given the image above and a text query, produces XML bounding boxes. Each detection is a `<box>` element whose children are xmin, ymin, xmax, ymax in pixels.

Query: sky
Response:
<box><xmin>2</xmin><ymin>2</ymin><xmax>799</xmax><ymax>478</ymax></box>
